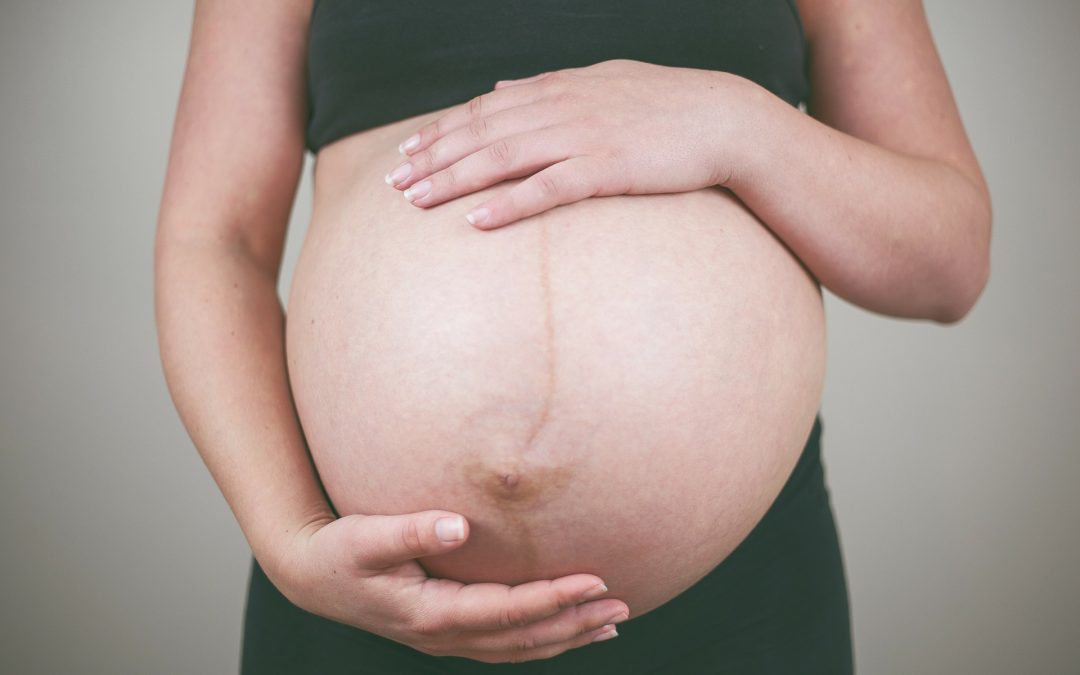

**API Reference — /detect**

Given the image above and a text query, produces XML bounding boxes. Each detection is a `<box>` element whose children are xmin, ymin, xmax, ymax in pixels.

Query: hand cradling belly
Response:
<box><xmin>284</xmin><ymin>134</ymin><xmax>826</xmax><ymax>617</ymax></box>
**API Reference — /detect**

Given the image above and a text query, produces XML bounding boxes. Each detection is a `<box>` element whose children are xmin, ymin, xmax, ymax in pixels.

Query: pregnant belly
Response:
<box><xmin>285</xmin><ymin>118</ymin><xmax>826</xmax><ymax>618</ymax></box>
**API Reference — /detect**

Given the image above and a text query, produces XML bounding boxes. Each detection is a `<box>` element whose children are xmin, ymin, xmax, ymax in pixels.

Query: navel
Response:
<box><xmin>483</xmin><ymin>465</ymin><xmax>540</xmax><ymax>503</ymax></box>
<box><xmin>459</xmin><ymin>458</ymin><xmax>575</xmax><ymax>510</ymax></box>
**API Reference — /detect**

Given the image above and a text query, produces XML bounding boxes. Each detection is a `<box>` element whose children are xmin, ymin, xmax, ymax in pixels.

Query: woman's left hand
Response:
<box><xmin>384</xmin><ymin>59</ymin><xmax>749</xmax><ymax>230</ymax></box>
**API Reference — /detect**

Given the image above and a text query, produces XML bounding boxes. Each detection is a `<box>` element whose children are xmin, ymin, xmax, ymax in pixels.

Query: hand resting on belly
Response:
<box><xmin>285</xmin><ymin>117</ymin><xmax>826</xmax><ymax>619</ymax></box>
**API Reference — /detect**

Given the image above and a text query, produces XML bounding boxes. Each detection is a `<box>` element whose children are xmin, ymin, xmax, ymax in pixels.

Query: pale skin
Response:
<box><xmin>153</xmin><ymin>0</ymin><xmax>990</xmax><ymax>665</ymax></box>
<box><xmin>387</xmin><ymin>0</ymin><xmax>991</xmax><ymax>324</ymax></box>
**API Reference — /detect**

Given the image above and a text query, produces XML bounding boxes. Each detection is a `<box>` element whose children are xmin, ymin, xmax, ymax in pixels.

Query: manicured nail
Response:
<box><xmin>385</xmin><ymin>162</ymin><xmax>412</xmax><ymax>186</ymax></box>
<box><xmin>592</xmin><ymin>626</ymin><xmax>618</xmax><ymax>643</ymax></box>
<box><xmin>399</xmin><ymin>134</ymin><xmax>420</xmax><ymax>154</ymax></box>
<box><xmin>579</xmin><ymin>583</ymin><xmax>608</xmax><ymax>601</ymax></box>
<box><xmin>403</xmin><ymin>179</ymin><xmax>431</xmax><ymax>203</ymax></box>
<box><xmin>465</xmin><ymin>206</ymin><xmax>490</xmax><ymax>226</ymax></box>
<box><xmin>435</xmin><ymin>516</ymin><xmax>465</xmax><ymax>542</ymax></box>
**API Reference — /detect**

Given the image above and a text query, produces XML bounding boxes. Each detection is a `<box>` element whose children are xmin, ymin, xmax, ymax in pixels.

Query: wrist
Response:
<box><xmin>709</xmin><ymin>72</ymin><xmax>783</xmax><ymax>193</ymax></box>
<box><xmin>247</xmin><ymin>506</ymin><xmax>337</xmax><ymax>585</ymax></box>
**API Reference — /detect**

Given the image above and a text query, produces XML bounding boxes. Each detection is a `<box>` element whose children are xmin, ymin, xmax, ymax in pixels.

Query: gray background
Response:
<box><xmin>2</xmin><ymin>1</ymin><xmax>1077</xmax><ymax>673</ymax></box>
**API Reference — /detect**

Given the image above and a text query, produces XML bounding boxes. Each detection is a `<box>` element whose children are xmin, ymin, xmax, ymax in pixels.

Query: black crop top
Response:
<box><xmin>304</xmin><ymin>0</ymin><xmax>809</xmax><ymax>155</ymax></box>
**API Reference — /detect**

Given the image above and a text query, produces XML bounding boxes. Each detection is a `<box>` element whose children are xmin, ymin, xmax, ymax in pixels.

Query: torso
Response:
<box><xmin>285</xmin><ymin>105</ymin><xmax>826</xmax><ymax>618</ymax></box>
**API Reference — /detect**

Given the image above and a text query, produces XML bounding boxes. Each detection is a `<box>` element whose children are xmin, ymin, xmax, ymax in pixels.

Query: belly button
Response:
<box><xmin>490</xmin><ymin>470</ymin><xmax>533</xmax><ymax>502</ymax></box>
<box><xmin>460</xmin><ymin>459</ymin><xmax>574</xmax><ymax>508</ymax></box>
<box><xmin>469</xmin><ymin>464</ymin><xmax>545</xmax><ymax>506</ymax></box>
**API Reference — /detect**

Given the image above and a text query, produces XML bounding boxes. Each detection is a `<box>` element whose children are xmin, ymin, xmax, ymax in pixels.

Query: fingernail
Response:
<box><xmin>399</xmin><ymin>134</ymin><xmax>420</xmax><ymax>154</ymax></box>
<box><xmin>605</xmin><ymin>610</ymin><xmax>629</xmax><ymax>624</ymax></box>
<box><xmin>592</xmin><ymin>626</ymin><xmax>619</xmax><ymax>643</ymax></box>
<box><xmin>580</xmin><ymin>583</ymin><xmax>608</xmax><ymax>601</ymax></box>
<box><xmin>403</xmin><ymin>179</ymin><xmax>431</xmax><ymax>203</ymax></box>
<box><xmin>465</xmin><ymin>206</ymin><xmax>490</xmax><ymax>226</ymax></box>
<box><xmin>435</xmin><ymin>516</ymin><xmax>465</xmax><ymax>542</ymax></box>
<box><xmin>384</xmin><ymin>162</ymin><xmax>412</xmax><ymax>186</ymax></box>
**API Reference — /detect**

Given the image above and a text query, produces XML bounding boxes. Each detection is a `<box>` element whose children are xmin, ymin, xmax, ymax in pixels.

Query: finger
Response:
<box><xmin>402</xmin><ymin>126</ymin><xmax>578</xmax><ymax>210</ymax></box>
<box><xmin>399</xmin><ymin>85</ymin><xmax>547</xmax><ymax>158</ymax></box>
<box><xmin>514</xmin><ymin>621</ymin><xmax>621</xmax><ymax>662</ymax></box>
<box><xmin>493</xmin><ymin>71</ymin><xmax>554</xmax><ymax>89</ymax></box>
<box><xmin>415</xmin><ymin>573</ymin><xmax>612</xmax><ymax>633</ymax></box>
<box><xmin>450</xmin><ymin>597</ymin><xmax>629</xmax><ymax>655</ymax></box>
<box><xmin>388</xmin><ymin>98</ymin><xmax>564</xmax><ymax>192</ymax></box>
<box><xmin>350</xmin><ymin>511</ymin><xmax>470</xmax><ymax>570</ymax></box>
<box><xmin>466</xmin><ymin>156</ymin><xmax>615</xmax><ymax>230</ymax></box>
<box><xmin>453</xmin><ymin>622</ymin><xmax>622</xmax><ymax>665</ymax></box>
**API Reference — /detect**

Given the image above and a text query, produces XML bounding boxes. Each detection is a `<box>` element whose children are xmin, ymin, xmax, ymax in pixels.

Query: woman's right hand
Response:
<box><xmin>265</xmin><ymin>511</ymin><xmax>630</xmax><ymax>664</ymax></box>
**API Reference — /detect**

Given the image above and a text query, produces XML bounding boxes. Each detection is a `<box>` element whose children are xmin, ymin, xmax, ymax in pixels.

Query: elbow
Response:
<box><xmin>931</xmin><ymin>255</ymin><xmax>990</xmax><ymax>324</ymax></box>
<box><xmin>931</xmin><ymin>193</ymin><xmax>993</xmax><ymax>325</ymax></box>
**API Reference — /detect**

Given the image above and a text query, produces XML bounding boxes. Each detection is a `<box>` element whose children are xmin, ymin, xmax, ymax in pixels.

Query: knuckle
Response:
<box><xmin>536</xmin><ymin>172</ymin><xmax>561</xmax><ymax>199</ymax></box>
<box><xmin>512</xmin><ymin>634</ymin><xmax>538</xmax><ymax>652</ymax></box>
<box><xmin>466</xmin><ymin>116</ymin><xmax>489</xmax><ymax>143</ymax></box>
<box><xmin>489</xmin><ymin>138</ymin><xmax>514</xmax><ymax>167</ymax></box>
<box><xmin>443</xmin><ymin>166</ymin><xmax>458</xmax><ymax>188</ymax></box>
<box><xmin>467</xmin><ymin>94</ymin><xmax>484</xmax><ymax>119</ymax></box>
<box><xmin>398</xmin><ymin>520</ymin><xmax>425</xmax><ymax>557</ymax></box>
<box><xmin>544</xmin><ymin>69</ymin><xmax>566</xmax><ymax>85</ymax></box>
<box><xmin>581</xmin><ymin>615</ymin><xmax>603</xmax><ymax>637</ymax></box>
<box><xmin>497</xmin><ymin>605</ymin><xmax>529</xmax><ymax>630</ymax></box>
<box><xmin>420</xmin><ymin>146</ymin><xmax>437</xmax><ymax>170</ymax></box>
<box><xmin>548</xmin><ymin>79</ymin><xmax>581</xmax><ymax>102</ymax></box>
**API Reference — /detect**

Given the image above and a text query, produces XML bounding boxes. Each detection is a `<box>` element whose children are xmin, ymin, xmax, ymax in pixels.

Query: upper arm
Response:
<box><xmin>156</xmin><ymin>0</ymin><xmax>313</xmax><ymax>274</ymax></box>
<box><xmin>795</xmin><ymin>0</ymin><xmax>990</xmax><ymax>201</ymax></box>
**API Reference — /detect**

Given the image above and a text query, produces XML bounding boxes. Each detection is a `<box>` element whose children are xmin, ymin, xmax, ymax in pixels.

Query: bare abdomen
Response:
<box><xmin>285</xmin><ymin>128</ymin><xmax>826</xmax><ymax>618</ymax></box>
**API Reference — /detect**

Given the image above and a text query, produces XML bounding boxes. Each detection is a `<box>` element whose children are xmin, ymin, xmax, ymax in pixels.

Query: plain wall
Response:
<box><xmin>1</xmin><ymin>1</ymin><xmax>1077</xmax><ymax>673</ymax></box>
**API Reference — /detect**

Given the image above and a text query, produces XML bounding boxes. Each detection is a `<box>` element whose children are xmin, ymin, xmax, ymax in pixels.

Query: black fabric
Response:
<box><xmin>240</xmin><ymin>414</ymin><xmax>854</xmax><ymax>674</ymax></box>
<box><xmin>304</xmin><ymin>0</ymin><xmax>810</xmax><ymax>154</ymax></box>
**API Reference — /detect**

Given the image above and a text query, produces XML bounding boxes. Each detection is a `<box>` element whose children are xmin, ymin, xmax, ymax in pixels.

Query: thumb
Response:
<box><xmin>350</xmin><ymin>511</ymin><xmax>469</xmax><ymax>570</ymax></box>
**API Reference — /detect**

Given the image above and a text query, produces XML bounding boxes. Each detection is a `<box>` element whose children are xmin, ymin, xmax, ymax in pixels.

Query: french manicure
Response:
<box><xmin>592</xmin><ymin>626</ymin><xmax>619</xmax><ymax>643</ymax></box>
<box><xmin>399</xmin><ymin>134</ymin><xmax>420</xmax><ymax>154</ymax></box>
<box><xmin>403</xmin><ymin>179</ymin><xmax>431</xmax><ymax>203</ymax></box>
<box><xmin>465</xmin><ymin>206</ymin><xmax>490</xmax><ymax>226</ymax></box>
<box><xmin>579</xmin><ymin>583</ymin><xmax>608</xmax><ymax>601</ymax></box>
<box><xmin>384</xmin><ymin>162</ymin><xmax>412</xmax><ymax>186</ymax></box>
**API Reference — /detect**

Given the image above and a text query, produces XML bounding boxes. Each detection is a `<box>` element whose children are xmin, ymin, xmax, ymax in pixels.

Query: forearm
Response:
<box><xmin>723</xmin><ymin>76</ymin><xmax>991</xmax><ymax>323</ymax></box>
<box><xmin>154</xmin><ymin>236</ymin><xmax>336</xmax><ymax>572</ymax></box>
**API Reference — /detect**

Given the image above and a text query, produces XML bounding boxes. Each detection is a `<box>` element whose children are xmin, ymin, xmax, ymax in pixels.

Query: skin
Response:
<box><xmin>387</xmin><ymin>0</ymin><xmax>991</xmax><ymax>324</ymax></box>
<box><xmin>155</xmin><ymin>0</ymin><xmax>625</xmax><ymax>664</ymax></box>
<box><xmin>153</xmin><ymin>0</ymin><xmax>990</xmax><ymax>665</ymax></box>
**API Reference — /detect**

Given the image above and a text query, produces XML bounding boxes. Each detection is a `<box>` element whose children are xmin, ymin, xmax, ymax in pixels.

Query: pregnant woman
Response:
<box><xmin>154</xmin><ymin>0</ymin><xmax>991</xmax><ymax>673</ymax></box>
